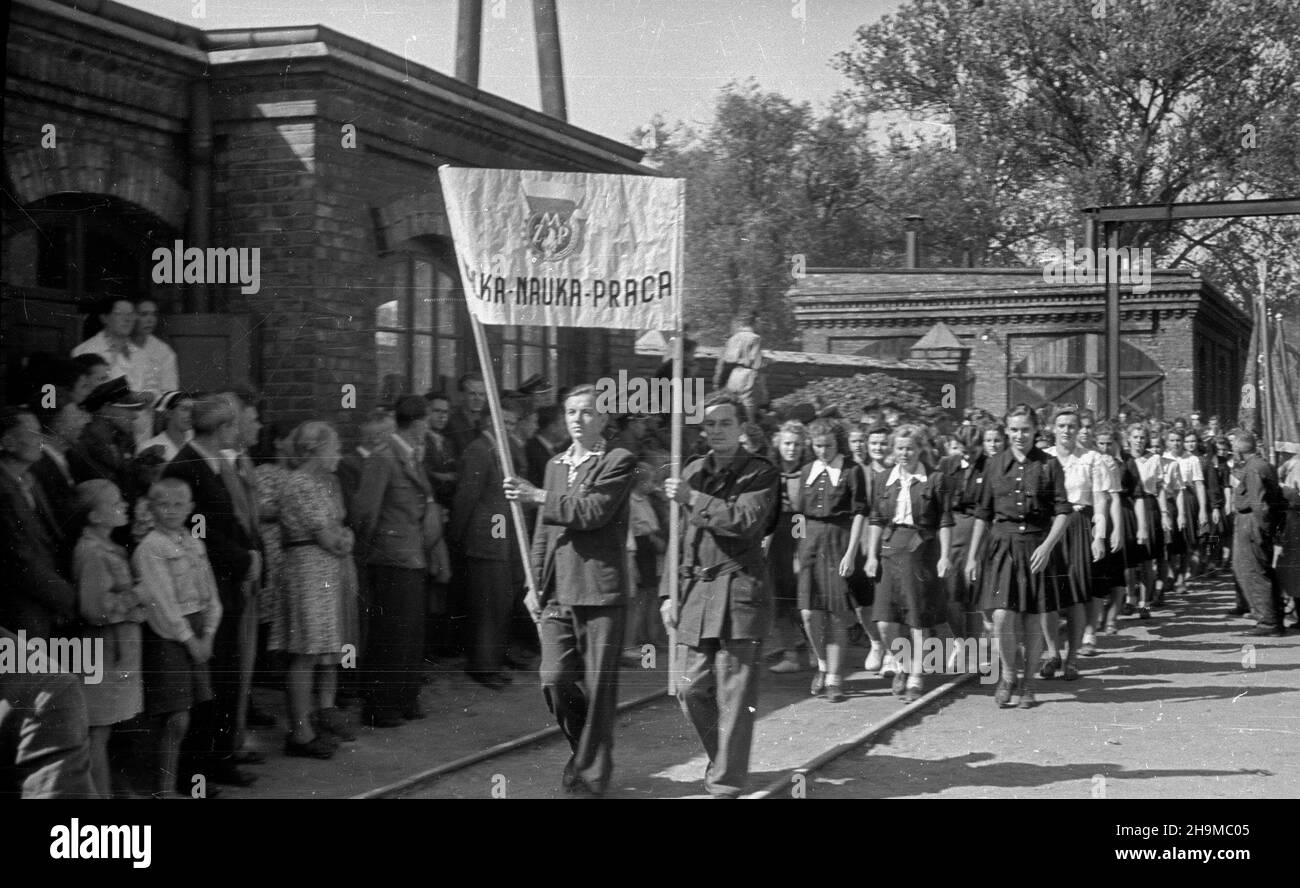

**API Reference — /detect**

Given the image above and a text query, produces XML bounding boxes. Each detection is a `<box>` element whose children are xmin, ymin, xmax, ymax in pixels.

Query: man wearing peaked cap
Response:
<box><xmin>80</xmin><ymin>376</ymin><xmax>148</xmax><ymax>414</ymax></box>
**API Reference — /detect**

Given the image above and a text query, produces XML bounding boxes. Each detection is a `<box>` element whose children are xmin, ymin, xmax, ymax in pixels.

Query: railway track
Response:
<box><xmin>359</xmin><ymin>668</ymin><xmax>979</xmax><ymax>799</ymax></box>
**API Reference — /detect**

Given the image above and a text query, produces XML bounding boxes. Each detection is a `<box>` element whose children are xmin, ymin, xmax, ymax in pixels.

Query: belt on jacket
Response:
<box><xmin>283</xmin><ymin>538</ymin><xmax>322</xmax><ymax>550</ymax></box>
<box><xmin>679</xmin><ymin>558</ymin><xmax>748</xmax><ymax>583</ymax></box>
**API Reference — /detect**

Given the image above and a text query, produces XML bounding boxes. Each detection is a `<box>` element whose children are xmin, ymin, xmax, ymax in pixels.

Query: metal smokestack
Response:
<box><xmin>455</xmin><ymin>0</ymin><xmax>483</xmax><ymax>87</ymax></box>
<box><xmin>533</xmin><ymin>0</ymin><xmax>568</xmax><ymax>120</ymax></box>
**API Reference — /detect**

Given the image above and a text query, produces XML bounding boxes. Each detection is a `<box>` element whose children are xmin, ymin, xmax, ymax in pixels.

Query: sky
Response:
<box><xmin>124</xmin><ymin>0</ymin><xmax>901</xmax><ymax>144</ymax></box>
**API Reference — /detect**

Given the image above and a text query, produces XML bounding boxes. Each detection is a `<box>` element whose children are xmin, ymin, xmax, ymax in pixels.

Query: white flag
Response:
<box><xmin>439</xmin><ymin>168</ymin><xmax>684</xmax><ymax>330</ymax></box>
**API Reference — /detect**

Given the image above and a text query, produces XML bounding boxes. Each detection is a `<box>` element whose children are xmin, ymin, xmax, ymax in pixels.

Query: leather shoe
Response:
<box><xmin>363</xmin><ymin>709</ymin><xmax>404</xmax><ymax>728</ymax></box>
<box><xmin>1242</xmin><ymin>625</ymin><xmax>1285</xmax><ymax>637</ymax></box>
<box><xmin>210</xmin><ymin>762</ymin><xmax>258</xmax><ymax>787</ymax></box>
<box><xmin>468</xmin><ymin>672</ymin><xmax>508</xmax><ymax>691</ymax></box>
<box><xmin>400</xmin><ymin>703</ymin><xmax>427</xmax><ymax>721</ymax></box>
<box><xmin>231</xmin><ymin>748</ymin><xmax>266</xmax><ymax>765</ymax></box>
<box><xmin>247</xmin><ymin>705</ymin><xmax>278</xmax><ymax>728</ymax></box>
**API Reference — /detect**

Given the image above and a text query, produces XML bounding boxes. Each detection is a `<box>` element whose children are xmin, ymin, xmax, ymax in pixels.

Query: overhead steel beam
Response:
<box><xmin>1083</xmin><ymin>197</ymin><xmax>1300</xmax><ymax>224</ymax></box>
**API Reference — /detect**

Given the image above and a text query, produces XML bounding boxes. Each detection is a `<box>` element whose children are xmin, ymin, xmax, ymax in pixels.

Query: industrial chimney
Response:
<box><xmin>533</xmin><ymin>0</ymin><xmax>568</xmax><ymax>121</ymax></box>
<box><xmin>904</xmin><ymin>215</ymin><xmax>924</xmax><ymax>268</ymax></box>
<box><xmin>455</xmin><ymin>0</ymin><xmax>483</xmax><ymax>87</ymax></box>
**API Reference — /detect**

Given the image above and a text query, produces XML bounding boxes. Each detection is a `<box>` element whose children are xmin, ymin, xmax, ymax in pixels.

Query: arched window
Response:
<box><xmin>1009</xmin><ymin>334</ymin><xmax>1164</xmax><ymax>416</ymax></box>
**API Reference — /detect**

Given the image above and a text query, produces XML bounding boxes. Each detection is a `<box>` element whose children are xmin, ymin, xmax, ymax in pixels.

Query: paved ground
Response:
<box><xmin>220</xmin><ymin>569</ymin><xmax>1297</xmax><ymax>799</ymax></box>
<box><xmin>809</xmin><ymin>570</ymin><xmax>1300</xmax><ymax>799</ymax></box>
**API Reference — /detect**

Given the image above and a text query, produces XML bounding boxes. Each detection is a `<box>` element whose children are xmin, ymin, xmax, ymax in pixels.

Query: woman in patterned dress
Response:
<box><xmin>253</xmin><ymin>429</ymin><xmax>294</xmax><ymax>630</ymax></box>
<box><xmin>269</xmin><ymin>421</ymin><xmax>355</xmax><ymax>758</ymax></box>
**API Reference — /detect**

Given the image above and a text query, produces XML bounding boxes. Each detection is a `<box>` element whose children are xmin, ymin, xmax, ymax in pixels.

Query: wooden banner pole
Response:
<box><xmin>666</xmin><ymin>179</ymin><xmax>686</xmax><ymax>696</ymax></box>
<box><xmin>468</xmin><ymin>313</ymin><xmax>542</xmax><ymax>626</ymax></box>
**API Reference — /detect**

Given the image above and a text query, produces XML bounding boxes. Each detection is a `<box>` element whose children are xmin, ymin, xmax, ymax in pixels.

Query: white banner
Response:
<box><xmin>438</xmin><ymin>167</ymin><xmax>684</xmax><ymax>330</ymax></box>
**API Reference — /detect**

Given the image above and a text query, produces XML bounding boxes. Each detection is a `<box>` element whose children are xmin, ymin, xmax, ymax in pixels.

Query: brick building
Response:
<box><xmin>3</xmin><ymin>0</ymin><xmax>645</xmax><ymax>428</ymax></box>
<box><xmin>788</xmin><ymin>267</ymin><xmax>1252</xmax><ymax>421</ymax></box>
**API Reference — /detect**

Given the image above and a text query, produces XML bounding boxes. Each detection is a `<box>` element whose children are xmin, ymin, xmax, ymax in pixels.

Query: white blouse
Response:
<box><xmin>1134</xmin><ymin>453</ymin><xmax>1183</xmax><ymax>498</ymax></box>
<box><xmin>1050</xmin><ymin>445</ymin><xmax>1110</xmax><ymax>506</ymax></box>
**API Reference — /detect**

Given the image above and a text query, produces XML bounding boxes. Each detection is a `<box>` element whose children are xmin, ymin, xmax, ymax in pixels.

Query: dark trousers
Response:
<box><xmin>365</xmin><ymin>565</ymin><xmax>427</xmax><ymax>713</ymax></box>
<box><xmin>1234</xmin><ymin>517</ymin><xmax>1283</xmax><ymax>629</ymax></box>
<box><xmin>181</xmin><ymin>580</ymin><xmax>241</xmax><ymax>784</ymax></box>
<box><xmin>466</xmin><ymin>557</ymin><xmax>515</xmax><ymax>675</ymax></box>
<box><xmin>675</xmin><ymin>637</ymin><xmax>762</xmax><ymax>798</ymax></box>
<box><xmin>539</xmin><ymin>603</ymin><xmax>625</xmax><ymax>794</ymax></box>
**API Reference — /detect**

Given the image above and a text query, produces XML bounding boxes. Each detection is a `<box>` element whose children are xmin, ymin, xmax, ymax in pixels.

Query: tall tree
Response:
<box><xmin>642</xmin><ymin>82</ymin><xmax>881</xmax><ymax>347</ymax></box>
<box><xmin>835</xmin><ymin>0</ymin><xmax>1300</xmax><ymax>308</ymax></box>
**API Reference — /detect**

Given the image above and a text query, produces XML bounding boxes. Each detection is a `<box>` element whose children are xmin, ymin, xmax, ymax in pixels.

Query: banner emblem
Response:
<box><xmin>524</xmin><ymin>181</ymin><xmax>586</xmax><ymax>262</ymax></box>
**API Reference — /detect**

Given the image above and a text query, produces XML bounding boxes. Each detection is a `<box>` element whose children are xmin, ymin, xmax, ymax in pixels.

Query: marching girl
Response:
<box><xmin>1164</xmin><ymin>430</ymin><xmax>1206</xmax><ymax>594</ymax></box>
<box><xmin>966</xmin><ymin>405</ymin><xmax>1071</xmax><ymax>709</ymax></box>
<box><xmin>864</xmin><ymin>425</ymin><xmax>953</xmax><ymax>703</ymax></box>
<box><xmin>796</xmin><ymin>419</ymin><xmax>870</xmax><ymax>702</ymax></box>
<box><xmin>1042</xmin><ymin>406</ymin><xmax>1113</xmax><ymax>680</ymax></box>
<box><xmin>1131</xmin><ymin>425</ymin><xmax>1185</xmax><ymax>608</ymax></box>
<box><xmin>1094</xmin><ymin>423</ymin><xmax>1148</xmax><ymax>632</ymax></box>
<box><xmin>938</xmin><ymin>424</ymin><xmax>992</xmax><ymax>646</ymax></box>
<box><xmin>1186</xmin><ymin>430</ymin><xmax>1224</xmax><ymax>574</ymax></box>
<box><xmin>767</xmin><ymin>421</ymin><xmax>812</xmax><ymax>674</ymax></box>
<box><xmin>846</xmin><ymin>423</ymin><xmax>887</xmax><ymax>670</ymax></box>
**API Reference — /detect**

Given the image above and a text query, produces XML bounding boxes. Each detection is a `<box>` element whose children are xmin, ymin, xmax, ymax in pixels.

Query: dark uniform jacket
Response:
<box><xmin>530</xmin><ymin>444</ymin><xmax>637</xmax><ymax>607</ymax></box>
<box><xmin>869</xmin><ymin>465</ymin><xmax>954</xmax><ymax>542</ymax></box>
<box><xmin>670</xmin><ymin>450</ymin><xmax>779</xmax><ymax>647</ymax></box>
<box><xmin>973</xmin><ymin>447</ymin><xmax>1071</xmax><ymax>531</ymax></box>
<box><xmin>1233</xmin><ymin>454</ymin><xmax>1286</xmax><ymax>539</ymax></box>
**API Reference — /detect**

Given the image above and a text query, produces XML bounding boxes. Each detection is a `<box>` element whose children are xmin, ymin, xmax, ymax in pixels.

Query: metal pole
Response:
<box><xmin>1104</xmin><ymin>222</ymin><xmax>1121</xmax><ymax>418</ymax></box>
<box><xmin>1257</xmin><ymin>262</ymin><xmax>1274</xmax><ymax>460</ymax></box>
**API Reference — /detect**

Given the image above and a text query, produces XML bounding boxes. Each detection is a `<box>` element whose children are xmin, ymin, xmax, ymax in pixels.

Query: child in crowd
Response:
<box><xmin>133</xmin><ymin>477</ymin><xmax>222</xmax><ymax>798</ymax></box>
<box><xmin>73</xmin><ymin>479</ymin><xmax>147</xmax><ymax>798</ymax></box>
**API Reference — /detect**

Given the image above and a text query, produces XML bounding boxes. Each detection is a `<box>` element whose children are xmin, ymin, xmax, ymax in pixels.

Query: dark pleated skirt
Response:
<box><xmin>847</xmin><ymin>548</ymin><xmax>873</xmax><ymax>607</ymax></box>
<box><xmin>1059</xmin><ymin>508</ymin><xmax>1102</xmax><ymax>604</ymax></box>
<box><xmin>1097</xmin><ymin>496</ymin><xmax>1137</xmax><ymax>590</ymax></box>
<box><xmin>1133</xmin><ymin>494</ymin><xmax>1162</xmax><ymax>562</ymax></box>
<box><xmin>945</xmin><ymin>512</ymin><xmax>979</xmax><ymax>606</ymax></box>
<box><xmin>797</xmin><ymin>517</ymin><xmax>856</xmax><ymax>615</ymax></box>
<box><xmin>1184</xmin><ymin>490</ymin><xmax>1202</xmax><ymax>545</ymax></box>
<box><xmin>770</xmin><ymin>512</ymin><xmax>800</xmax><ymax>616</ymax></box>
<box><xmin>871</xmin><ymin>528</ymin><xmax>947</xmax><ymax>628</ymax></box>
<box><xmin>978</xmin><ymin>523</ymin><xmax>1068</xmax><ymax>614</ymax></box>
<box><xmin>1165</xmin><ymin>497</ymin><xmax>1188</xmax><ymax>555</ymax></box>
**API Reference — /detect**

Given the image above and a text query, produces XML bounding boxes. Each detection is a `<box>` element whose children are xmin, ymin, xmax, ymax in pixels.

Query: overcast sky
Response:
<box><xmin>125</xmin><ymin>0</ymin><xmax>899</xmax><ymax>143</ymax></box>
